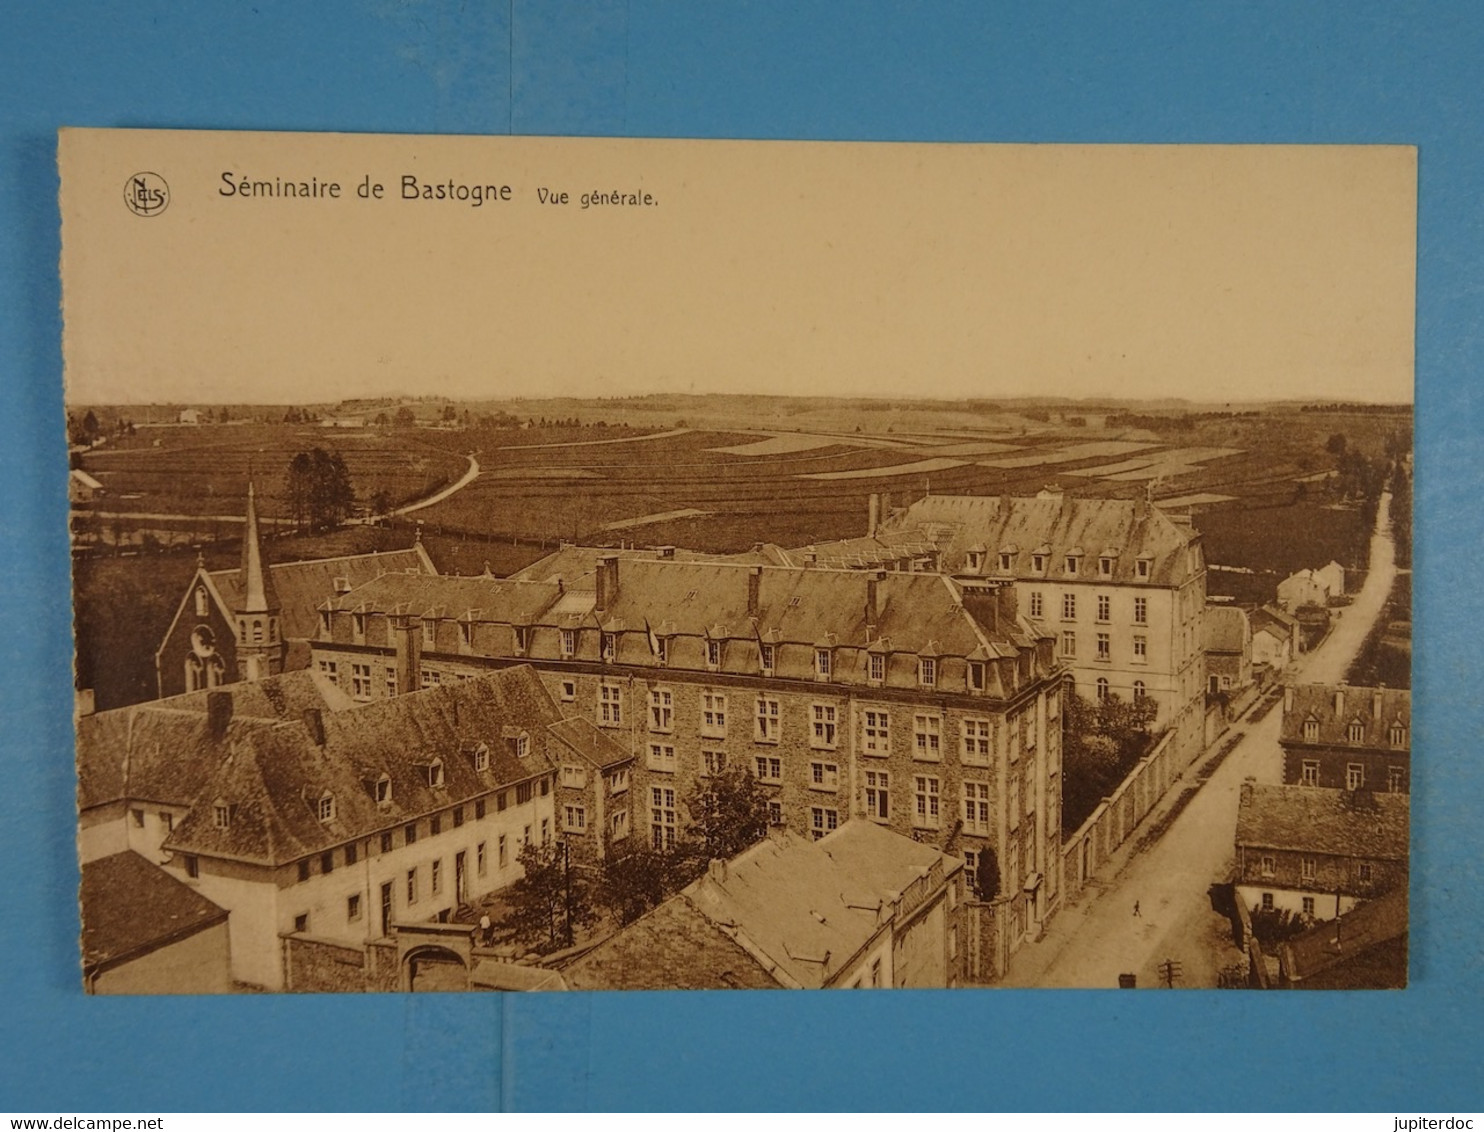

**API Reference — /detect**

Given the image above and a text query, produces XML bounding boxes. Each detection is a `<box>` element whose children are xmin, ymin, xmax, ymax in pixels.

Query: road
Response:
<box><xmin>1003</xmin><ymin>492</ymin><xmax>1396</xmax><ymax>988</ymax></box>
<box><xmin>391</xmin><ymin>454</ymin><xmax>480</xmax><ymax>517</ymax></box>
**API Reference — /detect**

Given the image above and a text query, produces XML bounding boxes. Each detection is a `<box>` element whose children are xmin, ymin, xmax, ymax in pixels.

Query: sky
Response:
<box><xmin>60</xmin><ymin>131</ymin><xmax>1416</xmax><ymax>406</ymax></box>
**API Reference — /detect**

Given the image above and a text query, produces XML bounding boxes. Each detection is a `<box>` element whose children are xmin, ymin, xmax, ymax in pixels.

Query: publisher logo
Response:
<box><xmin>124</xmin><ymin>172</ymin><xmax>170</xmax><ymax>217</ymax></box>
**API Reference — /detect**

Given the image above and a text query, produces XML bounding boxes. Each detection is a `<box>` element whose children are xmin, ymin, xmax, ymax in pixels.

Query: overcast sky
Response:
<box><xmin>61</xmin><ymin>132</ymin><xmax>1416</xmax><ymax>406</ymax></box>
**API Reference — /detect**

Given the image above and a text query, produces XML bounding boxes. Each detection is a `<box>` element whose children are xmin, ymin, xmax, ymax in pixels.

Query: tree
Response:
<box><xmin>595</xmin><ymin>843</ymin><xmax>677</xmax><ymax>926</ymax></box>
<box><xmin>1325</xmin><ymin>432</ymin><xmax>1347</xmax><ymax>456</ymax></box>
<box><xmin>1062</xmin><ymin>689</ymin><xmax>1160</xmax><ymax>832</ymax></box>
<box><xmin>682</xmin><ymin>764</ymin><xmax>771</xmax><ymax>864</ymax></box>
<box><xmin>394</xmin><ymin>406</ymin><xmax>416</xmax><ymax>427</ymax></box>
<box><xmin>497</xmin><ymin>839</ymin><xmax>595</xmax><ymax>950</ymax></box>
<box><xmin>975</xmin><ymin>848</ymin><xmax>1001</xmax><ymax>902</ymax></box>
<box><xmin>284</xmin><ymin>448</ymin><xmax>355</xmax><ymax>533</ymax></box>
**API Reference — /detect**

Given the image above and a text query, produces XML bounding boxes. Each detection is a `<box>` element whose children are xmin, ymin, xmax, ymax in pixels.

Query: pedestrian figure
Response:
<box><xmin>1133</xmin><ymin>901</ymin><xmax>1141</xmax><ymax>917</ymax></box>
<box><xmin>479</xmin><ymin>912</ymin><xmax>493</xmax><ymax>946</ymax></box>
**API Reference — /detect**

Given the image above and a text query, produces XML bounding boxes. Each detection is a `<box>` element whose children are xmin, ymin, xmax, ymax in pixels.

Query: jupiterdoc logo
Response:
<box><xmin>123</xmin><ymin>172</ymin><xmax>169</xmax><ymax>216</ymax></box>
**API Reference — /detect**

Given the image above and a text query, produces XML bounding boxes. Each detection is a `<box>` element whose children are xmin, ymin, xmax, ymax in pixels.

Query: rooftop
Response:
<box><xmin>1280</xmin><ymin>684</ymin><xmax>1411</xmax><ymax>749</ymax></box>
<box><xmin>1280</xmin><ymin>885</ymin><xmax>1408</xmax><ymax>987</ymax></box>
<box><xmin>1236</xmin><ymin>782</ymin><xmax>1409</xmax><ymax>861</ymax></box>
<box><xmin>80</xmin><ymin>850</ymin><xmax>227</xmax><ymax>973</ymax></box>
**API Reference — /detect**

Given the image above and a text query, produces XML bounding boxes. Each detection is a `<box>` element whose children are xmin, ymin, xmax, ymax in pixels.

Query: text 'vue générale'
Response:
<box><xmin>218</xmin><ymin>173</ymin><xmax>658</xmax><ymax>210</ymax></box>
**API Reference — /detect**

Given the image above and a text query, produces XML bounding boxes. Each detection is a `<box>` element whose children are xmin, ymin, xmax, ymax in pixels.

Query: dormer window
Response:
<box><xmin>869</xmin><ymin>653</ymin><xmax>886</xmax><ymax>683</ymax></box>
<box><xmin>815</xmin><ymin>648</ymin><xmax>833</xmax><ymax>680</ymax></box>
<box><xmin>759</xmin><ymin>643</ymin><xmax>776</xmax><ymax>675</ymax></box>
<box><xmin>460</xmin><ymin>621</ymin><xmax>474</xmax><ymax>648</ymax></box>
<box><xmin>1065</xmin><ymin>555</ymin><xmax>1080</xmax><ymax>577</ymax></box>
<box><xmin>968</xmin><ymin>661</ymin><xmax>986</xmax><ymax>692</ymax></box>
<box><xmin>470</xmin><ymin>743</ymin><xmax>490</xmax><ymax>772</ymax></box>
<box><xmin>422</xmin><ymin>619</ymin><xmax>437</xmax><ymax>648</ymax></box>
<box><xmin>513</xmin><ymin>626</ymin><xmax>529</xmax><ymax>654</ymax></box>
<box><xmin>317</xmin><ymin>793</ymin><xmax>336</xmax><ymax>823</ymax></box>
<box><xmin>998</xmin><ymin>552</ymin><xmax>1013</xmax><ymax>572</ymax></box>
<box><xmin>213</xmin><ymin>802</ymin><xmax>232</xmax><ymax>829</ymax></box>
<box><xmin>426</xmin><ymin>759</ymin><xmax>445</xmax><ymax>789</ymax></box>
<box><xmin>966</xmin><ymin>550</ymin><xmax>985</xmax><ymax>572</ymax></box>
<box><xmin>1098</xmin><ymin>557</ymin><xmax>1114</xmax><ymax>578</ymax></box>
<box><xmin>1304</xmin><ymin>719</ymin><xmax>1319</xmax><ymax>742</ymax></box>
<box><xmin>600</xmin><ymin>633</ymin><xmax>616</xmax><ymax>663</ymax></box>
<box><xmin>353</xmin><ymin>612</ymin><xmax>367</xmax><ymax>638</ymax></box>
<box><xmin>1031</xmin><ymin>553</ymin><xmax>1046</xmax><ymax>573</ymax></box>
<box><xmin>706</xmin><ymin>639</ymin><xmax>722</xmax><ymax>669</ymax></box>
<box><xmin>374</xmin><ymin>774</ymin><xmax>392</xmax><ymax>804</ymax></box>
<box><xmin>333</xmin><ymin>576</ymin><xmax>352</xmax><ymax>594</ymax></box>
<box><xmin>1136</xmin><ymin>558</ymin><xmax>1151</xmax><ymax>579</ymax></box>
<box><xmin>655</xmin><ymin>636</ymin><xmax>669</xmax><ymax>666</ymax></box>
<box><xmin>1347</xmin><ymin>720</ymin><xmax>1365</xmax><ymax>743</ymax></box>
<box><xmin>560</xmin><ymin>629</ymin><xmax>576</xmax><ymax>658</ymax></box>
<box><xmin>1389</xmin><ymin>723</ymin><xmax>1407</xmax><ymax>749</ymax></box>
<box><xmin>919</xmin><ymin>657</ymin><xmax>937</xmax><ymax>687</ymax></box>
<box><xmin>507</xmin><ymin>733</ymin><xmax>530</xmax><ymax>759</ymax></box>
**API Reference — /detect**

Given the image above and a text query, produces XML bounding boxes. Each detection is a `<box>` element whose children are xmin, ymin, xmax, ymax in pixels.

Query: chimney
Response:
<box><xmin>393</xmin><ymin>614</ymin><xmax>422</xmax><ymax>696</ymax></box>
<box><xmin>747</xmin><ymin>566</ymin><xmax>762</xmax><ymax>618</ymax></box>
<box><xmin>865</xmin><ymin>571</ymin><xmax>885</xmax><ymax>631</ymax></box>
<box><xmin>1284</xmin><ymin>685</ymin><xmax>1294</xmax><ymax>714</ymax></box>
<box><xmin>880</xmin><ymin>492</ymin><xmax>893</xmax><ymax>523</ymax></box>
<box><xmin>206</xmin><ymin>690</ymin><xmax>233</xmax><ymax>738</ymax></box>
<box><xmin>1240</xmin><ymin>777</ymin><xmax>1256</xmax><ymax>806</ymax></box>
<box><xmin>595</xmin><ymin>553</ymin><xmax>620</xmax><ymax>613</ymax></box>
<box><xmin>1372</xmin><ymin>687</ymin><xmax>1384</xmax><ymax>720</ymax></box>
<box><xmin>302</xmin><ymin>707</ymin><xmax>326</xmax><ymax>747</ymax></box>
<box><xmin>1334</xmin><ymin>688</ymin><xmax>1345</xmax><ymax>718</ymax></box>
<box><xmin>960</xmin><ymin>582</ymin><xmax>999</xmax><ymax>635</ymax></box>
<box><xmin>867</xmin><ymin>493</ymin><xmax>881</xmax><ymax>537</ymax></box>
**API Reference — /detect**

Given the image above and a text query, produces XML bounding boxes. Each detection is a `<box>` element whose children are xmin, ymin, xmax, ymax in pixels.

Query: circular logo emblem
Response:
<box><xmin>123</xmin><ymin>172</ymin><xmax>170</xmax><ymax>216</ymax></box>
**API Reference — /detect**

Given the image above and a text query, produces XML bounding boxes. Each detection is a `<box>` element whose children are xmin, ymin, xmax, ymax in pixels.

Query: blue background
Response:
<box><xmin>1</xmin><ymin>1</ymin><xmax>1478</xmax><ymax>1112</ymax></box>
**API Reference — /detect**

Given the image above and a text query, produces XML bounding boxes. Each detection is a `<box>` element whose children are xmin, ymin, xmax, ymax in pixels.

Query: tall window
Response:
<box><xmin>810</xmin><ymin>761</ymin><xmax>839</xmax><ymax>790</ymax></box>
<box><xmin>759</xmin><ymin>643</ymin><xmax>776</xmax><ymax>674</ymax></box>
<box><xmin>1096</xmin><ymin>633</ymin><xmax>1111</xmax><ymax>660</ymax></box>
<box><xmin>706</xmin><ymin>640</ymin><xmax>722</xmax><ymax>668</ymax></box>
<box><xmin>963</xmin><ymin>782</ymin><xmax>991</xmax><ymax>833</ymax></box>
<box><xmin>1388</xmin><ymin>766</ymin><xmax>1405</xmax><ymax>792</ymax></box>
<box><xmin>1132</xmin><ymin>680</ymin><xmax>1146</xmax><ymax>699</ymax></box>
<box><xmin>1303</xmin><ymin>719</ymin><xmax>1319</xmax><ymax>742</ymax></box>
<box><xmin>962</xmin><ymin>719</ymin><xmax>992</xmax><ymax>765</ymax></box>
<box><xmin>1347</xmin><ymin>720</ymin><xmax>1365</xmax><ymax>743</ymax></box>
<box><xmin>1346</xmin><ymin>763</ymin><xmax>1364</xmax><ymax>790</ymax></box>
<box><xmin>968</xmin><ymin>661</ymin><xmax>986</xmax><ymax>691</ymax></box>
<box><xmin>1300</xmin><ymin>857</ymin><xmax>1317</xmax><ymax>882</ymax></box>
<box><xmin>755</xmin><ymin>696</ymin><xmax>781</xmax><ymax>743</ymax></box>
<box><xmin>1060</xmin><ymin>631</ymin><xmax>1076</xmax><ymax>658</ymax></box>
<box><xmin>649</xmin><ymin>688</ymin><xmax>673</xmax><ymax>732</ymax></box>
<box><xmin>1133</xmin><ymin>597</ymin><xmax>1148</xmax><ymax>624</ymax></box>
<box><xmin>815</xmin><ymin>648</ymin><xmax>833</xmax><ymax>679</ymax></box>
<box><xmin>406</xmin><ymin>867</ymin><xmax>418</xmax><ymax>903</ymax></box>
<box><xmin>1096</xmin><ymin>678</ymin><xmax>1109</xmax><ymax>702</ymax></box>
<box><xmin>864</xmin><ymin>770</ymin><xmax>890</xmax><ymax>820</ymax></box>
<box><xmin>647</xmin><ymin>743</ymin><xmax>676</xmax><ymax>773</ymax></box>
<box><xmin>810</xmin><ymin>807</ymin><xmax>839</xmax><ymax>841</ymax></box>
<box><xmin>564</xmin><ymin>805</ymin><xmax>586</xmax><ymax>831</ymax></box>
<box><xmin>918</xmin><ymin>658</ymin><xmax>937</xmax><ymax>687</ymax></box>
<box><xmin>862</xmin><ymin>709</ymin><xmax>890</xmax><ymax>754</ymax></box>
<box><xmin>754</xmin><ymin>755</ymin><xmax>782</xmax><ymax>783</ymax></box>
<box><xmin>702</xmin><ymin>749</ymin><xmax>727</xmax><ymax>777</ymax></box>
<box><xmin>1028</xmin><ymin>591</ymin><xmax>1044</xmax><ymax>619</ymax></box>
<box><xmin>913</xmin><ymin>714</ymin><xmax>942</xmax><ymax>760</ymax></box>
<box><xmin>701</xmin><ymin>691</ymin><xmax>727</xmax><ymax>736</ymax></box>
<box><xmin>1301</xmin><ymin>759</ymin><xmax>1320</xmax><ymax>786</ymax></box>
<box><xmin>610</xmin><ymin>811</ymin><xmax>629</xmax><ymax>840</ymax></box>
<box><xmin>1389</xmin><ymin>724</ymin><xmax>1407</xmax><ymax>749</ymax></box>
<box><xmin>560</xmin><ymin>629</ymin><xmax>576</xmax><ymax>658</ymax></box>
<box><xmin>811</xmin><ymin>703</ymin><xmax>838</xmax><ymax>748</ymax></box>
<box><xmin>868</xmin><ymin>653</ymin><xmax>886</xmax><ymax>682</ymax></box>
<box><xmin>1062</xmin><ymin>593</ymin><xmax>1077</xmax><ymax>620</ymax></box>
<box><xmin>1064</xmin><ymin>555</ymin><xmax>1080</xmax><ymax>577</ymax></box>
<box><xmin>1132</xmin><ymin>635</ymin><xmax>1147</xmax><ymax>662</ymax></box>
<box><xmin>651</xmin><ymin>787</ymin><xmax>676</xmax><ymax>849</ymax></box>
<box><xmin>599</xmin><ymin>683</ymin><xmax>623</xmax><ymax>726</ymax></box>
<box><xmin>351</xmin><ymin>663</ymin><xmax>372</xmax><ymax>701</ymax></box>
<box><xmin>1096</xmin><ymin>594</ymin><xmax>1111</xmax><ymax>622</ymax></box>
<box><xmin>600</xmin><ymin>632</ymin><xmax>616</xmax><ymax>663</ymax></box>
<box><xmin>913</xmin><ymin>776</ymin><xmax>941</xmax><ymax>828</ymax></box>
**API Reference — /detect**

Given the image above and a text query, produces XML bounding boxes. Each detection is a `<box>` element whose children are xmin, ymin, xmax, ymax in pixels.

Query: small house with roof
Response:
<box><xmin>1203</xmin><ymin>604</ymin><xmax>1252</xmax><ymax>694</ymax></box>
<box><xmin>563</xmin><ymin>822</ymin><xmax>965</xmax><ymax>990</ymax></box>
<box><xmin>1251</xmin><ymin>605</ymin><xmax>1301</xmax><ymax>670</ymax></box>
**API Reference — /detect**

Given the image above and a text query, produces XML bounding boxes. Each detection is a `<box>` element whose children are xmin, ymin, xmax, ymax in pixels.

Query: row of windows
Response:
<box><xmin>1299</xmin><ymin>760</ymin><xmax>1406</xmax><ymax>791</ymax></box>
<box><xmin>1029</xmin><ymin>591</ymin><xmax>1150</xmax><ymax>625</ymax></box>
<box><xmin>1300</xmin><ymin>719</ymin><xmax>1408</xmax><ymax>748</ymax></box>
<box><xmin>970</xmin><ymin>550</ymin><xmax>1153</xmax><ymax>580</ymax></box>
<box><xmin>1059</xmin><ymin>630</ymin><xmax>1149</xmax><ymax>663</ymax></box>
<box><xmin>1257</xmin><ymin>856</ymin><xmax>1375</xmax><ymax>884</ymax></box>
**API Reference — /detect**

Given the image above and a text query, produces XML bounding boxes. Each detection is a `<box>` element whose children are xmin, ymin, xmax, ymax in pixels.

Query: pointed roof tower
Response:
<box><xmin>239</xmin><ymin>480</ymin><xmax>280</xmax><ymax>615</ymax></box>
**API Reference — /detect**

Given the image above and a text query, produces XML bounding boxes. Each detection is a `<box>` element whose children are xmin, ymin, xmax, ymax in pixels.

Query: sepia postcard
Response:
<box><xmin>60</xmin><ymin>130</ymin><xmax>1414</xmax><ymax>993</ymax></box>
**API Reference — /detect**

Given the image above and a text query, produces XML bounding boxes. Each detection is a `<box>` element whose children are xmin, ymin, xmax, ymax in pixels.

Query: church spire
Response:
<box><xmin>240</xmin><ymin>479</ymin><xmax>279</xmax><ymax>614</ymax></box>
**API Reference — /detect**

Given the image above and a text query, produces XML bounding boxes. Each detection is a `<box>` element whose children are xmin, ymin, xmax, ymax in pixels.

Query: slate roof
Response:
<box><xmin>546</xmin><ymin>717</ymin><xmax>633</xmax><ymax>772</ymax></box>
<box><xmin>1280</xmin><ymin>684</ymin><xmax>1412</xmax><ymax>749</ymax></box>
<box><xmin>329</xmin><ymin>573</ymin><xmax>563</xmax><ymax>625</ymax></box>
<box><xmin>163</xmin><ymin>666</ymin><xmax>563</xmax><ymax>865</ymax></box>
<box><xmin>80</xmin><ymin>850</ymin><xmax>227</xmax><ymax>972</ymax></box>
<box><xmin>210</xmin><ymin>545</ymin><xmax>434</xmax><ymax>640</ymax></box>
<box><xmin>1236</xmin><ymin>783</ymin><xmax>1409</xmax><ymax>861</ymax></box>
<box><xmin>1203</xmin><ymin>605</ymin><xmax>1250</xmax><ymax>653</ymax></box>
<box><xmin>76</xmin><ymin>670</ymin><xmax>351</xmax><ymax>811</ymax></box>
<box><xmin>1280</xmin><ymin>885</ymin><xmax>1408</xmax><ymax>986</ymax></box>
<box><xmin>795</xmin><ymin>493</ymin><xmax>1200</xmax><ymax>585</ymax></box>
<box><xmin>564</xmin><ymin>822</ymin><xmax>961</xmax><ymax>991</ymax></box>
<box><xmin>1252</xmin><ymin>605</ymin><xmax>1299</xmax><ymax>632</ymax></box>
<box><xmin>509</xmin><ymin>544</ymin><xmax>766</xmax><ymax>587</ymax></box>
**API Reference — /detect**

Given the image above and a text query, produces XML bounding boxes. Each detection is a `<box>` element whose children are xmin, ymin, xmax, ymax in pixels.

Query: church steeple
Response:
<box><xmin>234</xmin><ymin>480</ymin><xmax>283</xmax><ymax>682</ymax></box>
<box><xmin>239</xmin><ymin>479</ymin><xmax>280</xmax><ymax>614</ymax></box>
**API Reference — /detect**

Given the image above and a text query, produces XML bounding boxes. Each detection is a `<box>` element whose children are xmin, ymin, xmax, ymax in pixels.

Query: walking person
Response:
<box><xmin>1133</xmin><ymin>901</ymin><xmax>1141</xmax><ymax>918</ymax></box>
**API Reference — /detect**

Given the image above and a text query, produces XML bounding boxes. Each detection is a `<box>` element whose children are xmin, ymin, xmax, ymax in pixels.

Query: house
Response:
<box><xmin>1314</xmin><ymin>560</ymin><xmax>1346</xmax><ymax>599</ymax></box>
<box><xmin>81</xmin><ymin>850</ymin><xmax>231</xmax><ymax>995</ymax></box>
<box><xmin>1277</xmin><ymin>884</ymin><xmax>1407</xmax><ymax>989</ymax></box>
<box><xmin>309</xmin><ymin>551</ymin><xmax>1068</xmax><ymax>955</ymax></box>
<box><xmin>795</xmin><ymin>490</ymin><xmax>1208</xmax><ymax>765</ymax></box>
<box><xmin>76</xmin><ymin>665</ymin><xmax>568</xmax><ymax>990</ymax></box>
<box><xmin>178</xmin><ymin>409</ymin><xmax>200</xmax><ymax>425</ymax></box>
<box><xmin>155</xmin><ymin>483</ymin><xmax>437</xmax><ymax>698</ymax></box>
<box><xmin>1202</xmin><ymin>604</ymin><xmax>1252</xmax><ymax>694</ymax></box>
<box><xmin>1276</xmin><ymin>567</ymin><xmax>1342</xmax><ymax>614</ymax></box>
<box><xmin>563</xmin><ymin>822</ymin><xmax>965</xmax><ymax>990</ymax></box>
<box><xmin>1279</xmin><ymin>684</ymin><xmax>1410</xmax><ymax>793</ymax></box>
<box><xmin>1234</xmin><ymin>780</ymin><xmax>1408</xmax><ymax>923</ymax></box>
<box><xmin>1251</xmin><ymin>605</ymin><xmax>1300</xmax><ymax>669</ymax></box>
<box><xmin>68</xmin><ymin>467</ymin><xmax>104</xmax><ymax>504</ymax></box>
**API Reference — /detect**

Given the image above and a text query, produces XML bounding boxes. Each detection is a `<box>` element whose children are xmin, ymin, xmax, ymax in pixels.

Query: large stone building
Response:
<box><xmin>564</xmin><ymin>822</ymin><xmax>966</xmax><ymax>990</ymax></box>
<box><xmin>1279</xmin><ymin>684</ymin><xmax>1411</xmax><ymax>794</ymax></box>
<box><xmin>309</xmin><ymin>550</ymin><xmax>1068</xmax><ymax>953</ymax></box>
<box><xmin>154</xmin><ymin>482</ymin><xmax>436</xmax><ymax>698</ymax></box>
<box><xmin>769</xmin><ymin>491</ymin><xmax>1207</xmax><ymax>764</ymax></box>
<box><xmin>77</xmin><ymin>666</ymin><xmax>567</xmax><ymax>990</ymax></box>
<box><xmin>1234</xmin><ymin>780</ymin><xmax>1408</xmax><ymax>923</ymax></box>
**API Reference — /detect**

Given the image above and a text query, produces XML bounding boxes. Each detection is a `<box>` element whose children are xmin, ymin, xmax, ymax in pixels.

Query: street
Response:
<box><xmin>1003</xmin><ymin>493</ymin><xmax>1396</xmax><ymax>988</ymax></box>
